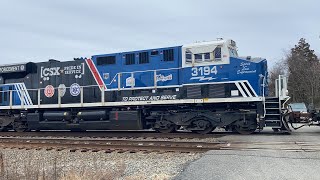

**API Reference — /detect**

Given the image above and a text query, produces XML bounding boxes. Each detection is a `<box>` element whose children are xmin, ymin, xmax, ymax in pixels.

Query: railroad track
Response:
<box><xmin>0</xmin><ymin>135</ymin><xmax>320</xmax><ymax>153</ymax></box>
<box><xmin>0</xmin><ymin>131</ymin><xmax>226</xmax><ymax>140</ymax></box>
<box><xmin>0</xmin><ymin>136</ymin><xmax>224</xmax><ymax>153</ymax></box>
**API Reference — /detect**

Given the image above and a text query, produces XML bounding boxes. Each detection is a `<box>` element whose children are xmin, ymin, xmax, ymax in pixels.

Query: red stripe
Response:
<box><xmin>86</xmin><ymin>59</ymin><xmax>105</xmax><ymax>89</ymax></box>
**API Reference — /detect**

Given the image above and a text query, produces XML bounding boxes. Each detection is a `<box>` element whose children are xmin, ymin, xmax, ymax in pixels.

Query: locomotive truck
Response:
<box><xmin>0</xmin><ymin>39</ymin><xmax>291</xmax><ymax>134</ymax></box>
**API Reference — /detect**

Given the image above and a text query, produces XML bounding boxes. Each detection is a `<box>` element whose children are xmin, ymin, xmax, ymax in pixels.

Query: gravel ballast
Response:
<box><xmin>0</xmin><ymin>148</ymin><xmax>201</xmax><ymax>180</ymax></box>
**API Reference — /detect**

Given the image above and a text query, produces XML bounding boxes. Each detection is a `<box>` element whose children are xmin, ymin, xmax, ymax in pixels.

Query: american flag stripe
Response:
<box><xmin>85</xmin><ymin>59</ymin><xmax>107</xmax><ymax>90</ymax></box>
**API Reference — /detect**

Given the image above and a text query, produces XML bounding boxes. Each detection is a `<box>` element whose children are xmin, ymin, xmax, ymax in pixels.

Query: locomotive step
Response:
<box><xmin>265</xmin><ymin>121</ymin><xmax>281</xmax><ymax>127</ymax></box>
<box><xmin>265</xmin><ymin>105</ymin><xmax>281</xmax><ymax>109</ymax></box>
<box><xmin>265</xmin><ymin>125</ymin><xmax>282</xmax><ymax>128</ymax></box>
<box><xmin>265</xmin><ymin>119</ymin><xmax>281</xmax><ymax>122</ymax></box>
<box><xmin>265</xmin><ymin>111</ymin><xmax>281</xmax><ymax>113</ymax></box>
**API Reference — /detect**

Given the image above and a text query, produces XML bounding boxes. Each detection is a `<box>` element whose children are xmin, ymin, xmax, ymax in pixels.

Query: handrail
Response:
<box><xmin>278</xmin><ymin>75</ymin><xmax>282</xmax><ymax>126</ymax></box>
<box><xmin>262</xmin><ymin>72</ymin><xmax>267</xmax><ymax>118</ymax></box>
<box><xmin>278</xmin><ymin>75</ymin><xmax>282</xmax><ymax>100</ymax></box>
<box><xmin>0</xmin><ymin>63</ymin><xmax>268</xmax><ymax>109</ymax></box>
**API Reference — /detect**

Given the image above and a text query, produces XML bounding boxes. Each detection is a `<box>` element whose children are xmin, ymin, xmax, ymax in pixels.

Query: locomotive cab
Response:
<box><xmin>182</xmin><ymin>39</ymin><xmax>238</xmax><ymax>68</ymax></box>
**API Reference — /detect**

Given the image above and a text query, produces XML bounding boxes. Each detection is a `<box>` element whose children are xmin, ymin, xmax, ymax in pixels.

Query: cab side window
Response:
<box><xmin>194</xmin><ymin>54</ymin><xmax>202</xmax><ymax>62</ymax></box>
<box><xmin>214</xmin><ymin>47</ymin><xmax>222</xmax><ymax>59</ymax></box>
<box><xmin>186</xmin><ymin>50</ymin><xmax>192</xmax><ymax>63</ymax></box>
<box><xmin>185</xmin><ymin>46</ymin><xmax>222</xmax><ymax>64</ymax></box>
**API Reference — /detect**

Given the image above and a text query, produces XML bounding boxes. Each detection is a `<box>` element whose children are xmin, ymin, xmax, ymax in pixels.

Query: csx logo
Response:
<box><xmin>41</xmin><ymin>67</ymin><xmax>61</xmax><ymax>81</ymax></box>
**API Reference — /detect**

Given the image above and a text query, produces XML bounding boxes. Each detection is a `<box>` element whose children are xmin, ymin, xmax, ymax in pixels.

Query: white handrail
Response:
<box><xmin>262</xmin><ymin>72</ymin><xmax>266</xmax><ymax>118</ymax></box>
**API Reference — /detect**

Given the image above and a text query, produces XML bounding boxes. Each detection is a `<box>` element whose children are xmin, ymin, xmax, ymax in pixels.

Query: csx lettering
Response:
<box><xmin>41</xmin><ymin>67</ymin><xmax>61</xmax><ymax>77</ymax></box>
<box><xmin>41</xmin><ymin>67</ymin><xmax>61</xmax><ymax>81</ymax></box>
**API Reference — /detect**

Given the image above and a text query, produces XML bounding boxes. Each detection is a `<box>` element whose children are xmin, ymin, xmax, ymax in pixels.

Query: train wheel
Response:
<box><xmin>191</xmin><ymin>119</ymin><xmax>215</xmax><ymax>134</ymax></box>
<box><xmin>0</xmin><ymin>126</ymin><xmax>8</xmax><ymax>132</ymax></box>
<box><xmin>234</xmin><ymin>118</ymin><xmax>257</xmax><ymax>135</ymax></box>
<box><xmin>13</xmin><ymin>122</ymin><xmax>28</xmax><ymax>132</ymax></box>
<box><xmin>154</xmin><ymin>119</ymin><xmax>176</xmax><ymax>133</ymax></box>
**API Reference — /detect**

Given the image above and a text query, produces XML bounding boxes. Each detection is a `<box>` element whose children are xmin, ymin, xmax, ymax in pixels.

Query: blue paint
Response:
<box><xmin>0</xmin><ymin>84</ymin><xmax>22</xmax><ymax>106</ymax></box>
<box><xmin>91</xmin><ymin>46</ymin><xmax>268</xmax><ymax>96</ymax></box>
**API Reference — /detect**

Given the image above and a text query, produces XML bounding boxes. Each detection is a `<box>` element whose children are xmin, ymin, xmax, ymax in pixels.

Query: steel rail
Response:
<box><xmin>0</xmin><ymin>136</ymin><xmax>319</xmax><ymax>153</ymax></box>
<box><xmin>0</xmin><ymin>131</ymin><xmax>225</xmax><ymax>139</ymax></box>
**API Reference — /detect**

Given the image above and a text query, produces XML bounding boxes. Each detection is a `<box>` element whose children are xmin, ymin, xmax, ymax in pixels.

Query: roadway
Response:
<box><xmin>175</xmin><ymin>126</ymin><xmax>320</xmax><ymax>180</ymax></box>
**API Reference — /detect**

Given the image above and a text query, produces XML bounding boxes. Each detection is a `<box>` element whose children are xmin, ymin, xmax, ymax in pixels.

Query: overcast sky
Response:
<box><xmin>0</xmin><ymin>0</ymin><xmax>319</xmax><ymax>66</ymax></box>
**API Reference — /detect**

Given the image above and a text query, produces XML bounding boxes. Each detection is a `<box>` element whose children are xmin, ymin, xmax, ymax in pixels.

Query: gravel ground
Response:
<box><xmin>0</xmin><ymin>148</ymin><xmax>202</xmax><ymax>180</ymax></box>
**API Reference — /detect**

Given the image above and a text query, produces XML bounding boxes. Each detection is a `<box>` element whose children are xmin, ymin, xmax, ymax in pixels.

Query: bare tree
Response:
<box><xmin>268</xmin><ymin>59</ymin><xmax>287</xmax><ymax>96</ymax></box>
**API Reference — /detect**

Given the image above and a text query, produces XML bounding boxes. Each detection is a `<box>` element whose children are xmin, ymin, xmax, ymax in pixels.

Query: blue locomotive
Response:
<box><xmin>0</xmin><ymin>39</ymin><xmax>289</xmax><ymax>134</ymax></box>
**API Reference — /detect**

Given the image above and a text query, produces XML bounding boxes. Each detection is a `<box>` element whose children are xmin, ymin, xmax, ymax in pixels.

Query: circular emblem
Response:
<box><xmin>44</xmin><ymin>85</ymin><xmax>55</xmax><ymax>98</ymax></box>
<box><xmin>70</xmin><ymin>83</ymin><xmax>81</xmax><ymax>96</ymax></box>
<box><xmin>58</xmin><ymin>84</ymin><xmax>66</xmax><ymax>97</ymax></box>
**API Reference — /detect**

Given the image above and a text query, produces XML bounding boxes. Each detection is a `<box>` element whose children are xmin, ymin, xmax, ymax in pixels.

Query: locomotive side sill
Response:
<box><xmin>0</xmin><ymin>97</ymin><xmax>263</xmax><ymax>110</ymax></box>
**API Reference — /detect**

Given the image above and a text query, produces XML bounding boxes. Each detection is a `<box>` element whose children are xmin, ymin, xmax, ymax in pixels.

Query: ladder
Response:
<box><xmin>264</xmin><ymin>97</ymin><xmax>282</xmax><ymax>128</ymax></box>
<box><xmin>263</xmin><ymin>75</ymin><xmax>291</xmax><ymax>132</ymax></box>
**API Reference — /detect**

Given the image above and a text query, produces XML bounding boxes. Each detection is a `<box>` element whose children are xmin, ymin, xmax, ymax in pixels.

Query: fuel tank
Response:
<box><xmin>77</xmin><ymin>110</ymin><xmax>108</xmax><ymax>121</ymax></box>
<box><xmin>43</xmin><ymin>111</ymin><xmax>72</xmax><ymax>121</ymax></box>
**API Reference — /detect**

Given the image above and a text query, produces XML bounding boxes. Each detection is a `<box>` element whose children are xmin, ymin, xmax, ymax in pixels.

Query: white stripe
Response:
<box><xmin>235</xmin><ymin>82</ymin><xmax>247</xmax><ymax>97</ymax></box>
<box><xmin>0</xmin><ymin>97</ymin><xmax>264</xmax><ymax>110</ymax></box>
<box><xmin>245</xmin><ymin>80</ymin><xmax>258</xmax><ymax>97</ymax></box>
<box><xmin>14</xmin><ymin>84</ymin><xmax>22</xmax><ymax>104</ymax></box>
<box><xmin>240</xmin><ymin>82</ymin><xmax>252</xmax><ymax>97</ymax></box>
<box><xmin>104</xmin><ymin>80</ymin><xmax>260</xmax><ymax>92</ymax></box>
<box><xmin>19</xmin><ymin>83</ymin><xmax>30</xmax><ymax>105</ymax></box>
<box><xmin>17</xmin><ymin>84</ymin><xmax>26</xmax><ymax>105</ymax></box>
<box><xmin>18</xmin><ymin>84</ymin><xmax>28</xmax><ymax>105</ymax></box>
<box><xmin>13</xmin><ymin>83</ymin><xmax>33</xmax><ymax>106</ymax></box>
<box><xmin>17</xmin><ymin>84</ymin><xmax>27</xmax><ymax>105</ymax></box>
<box><xmin>21</xmin><ymin>83</ymin><xmax>33</xmax><ymax>105</ymax></box>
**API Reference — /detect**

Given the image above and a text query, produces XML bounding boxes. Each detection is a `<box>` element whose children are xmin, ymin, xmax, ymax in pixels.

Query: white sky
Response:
<box><xmin>0</xmin><ymin>0</ymin><xmax>319</xmax><ymax>67</ymax></box>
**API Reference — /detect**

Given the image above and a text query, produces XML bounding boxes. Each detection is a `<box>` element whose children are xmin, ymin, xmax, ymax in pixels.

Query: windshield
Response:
<box><xmin>290</xmin><ymin>103</ymin><xmax>307</xmax><ymax>112</ymax></box>
<box><xmin>228</xmin><ymin>47</ymin><xmax>238</xmax><ymax>57</ymax></box>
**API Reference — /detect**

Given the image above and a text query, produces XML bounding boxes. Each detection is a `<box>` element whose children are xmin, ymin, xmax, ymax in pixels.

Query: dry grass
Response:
<box><xmin>0</xmin><ymin>152</ymin><xmax>129</xmax><ymax>180</ymax></box>
<box><xmin>0</xmin><ymin>149</ymin><xmax>185</xmax><ymax>180</ymax></box>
